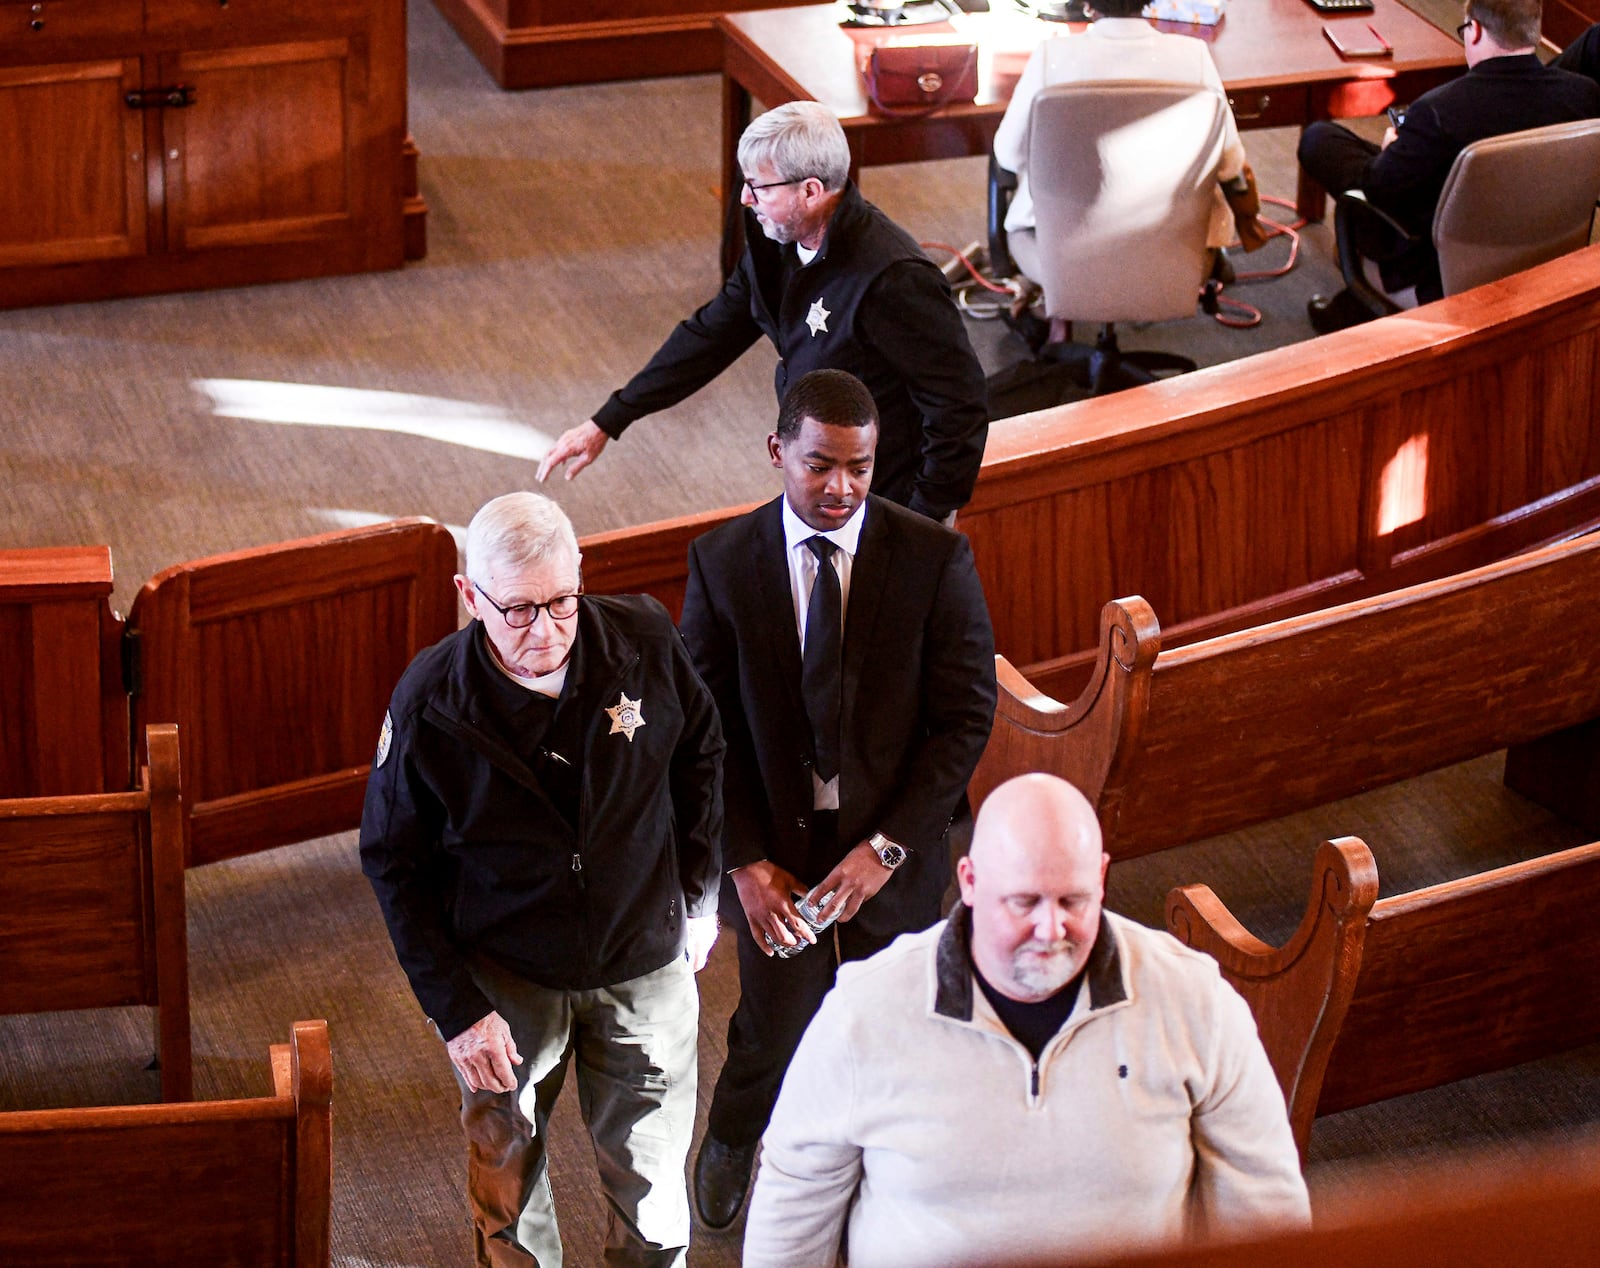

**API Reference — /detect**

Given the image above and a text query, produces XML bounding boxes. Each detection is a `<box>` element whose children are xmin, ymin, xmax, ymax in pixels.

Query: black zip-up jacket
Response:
<box><xmin>592</xmin><ymin>182</ymin><xmax>988</xmax><ymax>521</ymax></box>
<box><xmin>359</xmin><ymin>595</ymin><xmax>724</xmax><ymax>1041</ymax></box>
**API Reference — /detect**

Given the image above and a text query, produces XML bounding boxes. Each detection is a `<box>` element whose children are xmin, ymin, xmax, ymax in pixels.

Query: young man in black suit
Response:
<box><xmin>678</xmin><ymin>369</ymin><xmax>998</xmax><ymax>1231</ymax></box>
<box><xmin>1298</xmin><ymin>0</ymin><xmax>1600</xmax><ymax>324</ymax></box>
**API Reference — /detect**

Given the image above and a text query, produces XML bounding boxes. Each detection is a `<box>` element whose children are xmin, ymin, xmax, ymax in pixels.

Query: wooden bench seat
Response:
<box><xmin>0</xmin><ymin>1018</ymin><xmax>332</xmax><ymax>1267</ymax></box>
<box><xmin>0</xmin><ymin>723</ymin><xmax>189</xmax><ymax>1101</ymax></box>
<box><xmin>1164</xmin><ymin>836</ymin><xmax>1600</xmax><ymax>1154</ymax></box>
<box><xmin>970</xmin><ymin>530</ymin><xmax>1600</xmax><ymax>860</ymax></box>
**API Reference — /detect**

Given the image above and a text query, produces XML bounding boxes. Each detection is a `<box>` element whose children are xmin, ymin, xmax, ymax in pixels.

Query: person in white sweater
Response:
<box><xmin>743</xmin><ymin>772</ymin><xmax>1309</xmax><ymax>1268</ymax></box>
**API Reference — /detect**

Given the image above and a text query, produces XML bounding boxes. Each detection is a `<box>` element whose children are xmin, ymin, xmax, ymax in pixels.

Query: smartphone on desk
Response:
<box><xmin>1323</xmin><ymin>23</ymin><xmax>1394</xmax><ymax>58</ymax></box>
<box><xmin>1386</xmin><ymin>106</ymin><xmax>1407</xmax><ymax>128</ymax></box>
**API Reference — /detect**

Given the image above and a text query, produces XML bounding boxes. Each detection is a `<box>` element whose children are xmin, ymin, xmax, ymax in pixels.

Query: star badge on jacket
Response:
<box><xmin>805</xmin><ymin>298</ymin><xmax>830</xmax><ymax>336</ymax></box>
<box><xmin>606</xmin><ymin>692</ymin><xmax>646</xmax><ymax>741</ymax></box>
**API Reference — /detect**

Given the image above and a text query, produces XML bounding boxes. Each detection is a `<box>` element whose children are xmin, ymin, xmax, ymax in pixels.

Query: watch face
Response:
<box><xmin>878</xmin><ymin>842</ymin><xmax>907</xmax><ymax>869</ymax></box>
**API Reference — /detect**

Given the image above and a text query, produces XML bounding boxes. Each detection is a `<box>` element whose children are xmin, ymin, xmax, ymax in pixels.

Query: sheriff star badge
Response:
<box><xmin>606</xmin><ymin>692</ymin><xmax>646</xmax><ymax>741</ymax></box>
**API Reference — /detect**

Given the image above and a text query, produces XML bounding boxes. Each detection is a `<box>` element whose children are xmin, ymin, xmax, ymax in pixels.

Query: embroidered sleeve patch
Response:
<box><xmin>375</xmin><ymin>710</ymin><xmax>393</xmax><ymax>767</ymax></box>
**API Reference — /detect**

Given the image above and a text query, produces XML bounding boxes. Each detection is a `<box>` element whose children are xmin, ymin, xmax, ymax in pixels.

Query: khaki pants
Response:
<box><xmin>448</xmin><ymin>955</ymin><xmax>699</xmax><ymax>1267</ymax></box>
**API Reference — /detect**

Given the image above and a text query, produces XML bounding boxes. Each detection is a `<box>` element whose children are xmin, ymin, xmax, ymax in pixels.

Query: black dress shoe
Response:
<box><xmin>1307</xmin><ymin>288</ymin><xmax>1377</xmax><ymax>335</ymax></box>
<box><xmin>693</xmin><ymin>1136</ymin><xmax>757</xmax><ymax>1231</ymax></box>
<box><xmin>1208</xmin><ymin>247</ymin><xmax>1236</xmax><ymax>286</ymax></box>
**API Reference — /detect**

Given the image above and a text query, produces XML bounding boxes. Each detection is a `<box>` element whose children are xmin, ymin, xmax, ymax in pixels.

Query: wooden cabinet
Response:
<box><xmin>0</xmin><ymin>0</ymin><xmax>423</xmax><ymax>309</ymax></box>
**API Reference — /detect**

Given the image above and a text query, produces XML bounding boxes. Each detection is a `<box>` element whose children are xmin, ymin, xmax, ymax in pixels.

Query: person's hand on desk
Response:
<box><xmin>537</xmin><ymin>419</ymin><xmax>609</xmax><ymax>482</ymax></box>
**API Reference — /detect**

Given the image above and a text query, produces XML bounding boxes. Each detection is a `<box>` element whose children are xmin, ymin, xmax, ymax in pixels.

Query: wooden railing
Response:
<box><xmin>585</xmin><ymin>245</ymin><xmax>1600</xmax><ymax>701</ymax></box>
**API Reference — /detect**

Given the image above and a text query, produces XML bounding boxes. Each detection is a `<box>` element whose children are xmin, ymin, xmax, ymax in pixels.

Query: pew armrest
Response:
<box><xmin>969</xmin><ymin>597</ymin><xmax>1160</xmax><ymax>822</ymax></box>
<box><xmin>1166</xmin><ymin>836</ymin><xmax>1379</xmax><ymax>1159</ymax></box>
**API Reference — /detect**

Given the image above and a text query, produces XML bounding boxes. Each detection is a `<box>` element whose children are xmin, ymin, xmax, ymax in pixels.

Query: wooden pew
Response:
<box><xmin>2</xmin><ymin>520</ymin><xmax>456</xmax><ymax>865</ymax></box>
<box><xmin>0</xmin><ymin>1018</ymin><xmax>332</xmax><ymax>1268</ymax></box>
<box><xmin>1049</xmin><ymin>1130</ymin><xmax>1600</xmax><ymax>1268</ymax></box>
<box><xmin>1164</xmin><ymin>836</ymin><xmax>1600</xmax><ymax>1156</ymax></box>
<box><xmin>127</xmin><ymin>518</ymin><xmax>458</xmax><ymax>865</ymax></box>
<box><xmin>969</xmin><ymin>531</ymin><xmax>1600</xmax><ymax>860</ymax></box>
<box><xmin>0</xmin><ymin>724</ymin><xmax>190</xmax><ymax>1101</ymax></box>
<box><xmin>0</xmin><ymin>546</ymin><xmax>128</xmax><ymax>797</ymax></box>
<box><xmin>583</xmin><ymin>245</ymin><xmax>1600</xmax><ymax>701</ymax></box>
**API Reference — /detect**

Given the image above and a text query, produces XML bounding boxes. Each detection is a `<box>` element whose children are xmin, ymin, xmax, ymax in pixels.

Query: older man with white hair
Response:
<box><xmin>360</xmin><ymin>491</ymin><xmax>725</xmax><ymax>1267</ymax></box>
<box><xmin>537</xmin><ymin>100</ymin><xmax>987</xmax><ymax>525</ymax></box>
<box><xmin>743</xmin><ymin>772</ymin><xmax>1309</xmax><ymax>1268</ymax></box>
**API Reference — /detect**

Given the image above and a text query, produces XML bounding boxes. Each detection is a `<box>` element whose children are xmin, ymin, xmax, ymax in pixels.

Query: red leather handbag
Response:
<box><xmin>863</xmin><ymin>37</ymin><xmax>980</xmax><ymax>116</ymax></box>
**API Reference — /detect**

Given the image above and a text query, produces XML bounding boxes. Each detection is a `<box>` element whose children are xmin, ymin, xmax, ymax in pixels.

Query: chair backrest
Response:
<box><xmin>1023</xmin><ymin>79</ymin><xmax>1225</xmax><ymax>321</ymax></box>
<box><xmin>1433</xmin><ymin>118</ymin><xmax>1600</xmax><ymax>296</ymax></box>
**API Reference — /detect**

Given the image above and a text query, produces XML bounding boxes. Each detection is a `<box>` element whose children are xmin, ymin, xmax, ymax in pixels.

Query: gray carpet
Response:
<box><xmin>5</xmin><ymin>1</ymin><xmax>1598</xmax><ymax>1265</ymax></box>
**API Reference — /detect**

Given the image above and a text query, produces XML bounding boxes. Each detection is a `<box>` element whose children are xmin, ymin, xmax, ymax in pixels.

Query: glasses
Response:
<box><xmin>471</xmin><ymin>580</ymin><xmax>581</xmax><ymax>628</ymax></box>
<box><xmin>1455</xmin><ymin>18</ymin><xmax>1474</xmax><ymax>36</ymax></box>
<box><xmin>743</xmin><ymin>175</ymin><xmax>810</xmax><ymax>200</ymax></box>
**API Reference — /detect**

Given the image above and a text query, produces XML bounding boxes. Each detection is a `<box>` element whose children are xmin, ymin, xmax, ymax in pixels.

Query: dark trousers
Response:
<box><xmin>705</xmin><ymin>815</ymin><xmax>949</xmax><ymax>1147</ymax></box>
<box><xmin>1298</xmin><ymin>121</ymin><xmax>1436</xmax><ymax>296</ymax></box>
<box><xmin>1297</xmin><ymin>119</ymin><xmax>1379</xmax><ymax>197</ymax></box>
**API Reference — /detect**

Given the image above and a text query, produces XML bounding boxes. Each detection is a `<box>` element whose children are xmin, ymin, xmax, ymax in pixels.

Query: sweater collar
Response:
<box><xmin>933</xmin><ymin>905</ymin><xmax>1127</xmax><ymax>1021</ymax></box>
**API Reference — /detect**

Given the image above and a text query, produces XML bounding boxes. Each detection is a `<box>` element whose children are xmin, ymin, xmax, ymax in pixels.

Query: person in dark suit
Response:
<box><xmin>1298</xmin><ymin>0</ymin><xmax>1600</xmax><ymax>327</ymax></box>
<box><xmin>1552</xmin><ymin>20</ymin><xmax>1600</xmax><ymax>84</ymax></box>
<box><xmin>678</xmin><ymin>368</ymin><xmax>998</xmax><ymax>1231</ymax></box>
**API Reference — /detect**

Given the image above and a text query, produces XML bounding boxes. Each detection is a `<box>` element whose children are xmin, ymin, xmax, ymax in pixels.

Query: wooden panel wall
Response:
<box><xmin>427</xmin><ymin>0</ymin><xmax>817</xmax><ymax>90</ymax></box>
<box><xmin>1546</xmin><ymin>0</ymin><xmax>1600</xmax><ymax>49</ymax></box>
<box><xmin>584</xmin><ymin>246</ymin><xmax>1600</xmax><ymax>698</ymax></box>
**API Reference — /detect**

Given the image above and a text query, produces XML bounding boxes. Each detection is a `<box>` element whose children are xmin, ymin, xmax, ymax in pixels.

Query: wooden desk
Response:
<box><xmin>717</xmin><ymin>1</ymin><xmax>1463</xmax><ymax>272</ymax></box>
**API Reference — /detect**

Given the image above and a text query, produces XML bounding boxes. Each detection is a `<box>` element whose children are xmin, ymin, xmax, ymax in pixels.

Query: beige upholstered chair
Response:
<box><xmin>999</xmin><ymin>80</ymin><xmax>1226</xmax><ymax>396</ymax></box>
<box><xmin>1334</xmin><ymin>117</ymin><xmax>1600</xmax><ymax>317</ymax></box>
<box><xmin>1435</xmin><ymin>118</ymin><xmax>1600</xmax><ymax>295</ymax></box>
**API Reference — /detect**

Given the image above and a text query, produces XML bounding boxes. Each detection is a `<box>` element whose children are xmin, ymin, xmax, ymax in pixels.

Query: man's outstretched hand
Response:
<box><xmin>538</xmin><ymin>420</ymin><xmax>610</xmax><ymax>482</ymax></box>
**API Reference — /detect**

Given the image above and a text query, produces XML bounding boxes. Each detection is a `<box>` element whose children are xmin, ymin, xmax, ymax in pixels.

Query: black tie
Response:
<box><xmin>802</xmin><ymin>536</ymin><xmax>842</xmax><ymax>782</ymax></box>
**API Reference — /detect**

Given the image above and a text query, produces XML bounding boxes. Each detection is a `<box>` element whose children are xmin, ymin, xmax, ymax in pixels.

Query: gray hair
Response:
<box><xmin>737</xmin><ymin>102</ymin><xmax>851</xmax><ymax>193</ymax></box>
<box><xmin>464</xmin><ymin>492</ymin><xmax>580</xmax><ymax>579</ymax></box>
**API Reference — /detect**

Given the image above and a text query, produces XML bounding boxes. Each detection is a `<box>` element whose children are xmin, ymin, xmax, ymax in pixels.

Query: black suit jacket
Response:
<box><xmin>679</xmin><ymin>494</ymin><xmax>996</xmax><ymax>885</ymax></box>
<box><xmin>1360</xmin><ymin>54</ymin><xmax>1600</xmax><ymax>293</ymax></box>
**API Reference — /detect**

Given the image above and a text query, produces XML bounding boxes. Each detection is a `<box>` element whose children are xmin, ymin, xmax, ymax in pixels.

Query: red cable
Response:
<box><xmin>1209</xmin><ymin>196</ymin><xmax>1306</xmax><ymax>328</ymax></box>
<box><xmin>921</xmin><ymin>241</ymin><xmax>1019</xmax><ymax>294</ymax></box>
<box><xmin>924</xmin><ymin>190</ymin><xmax>1309</xmax><ymax>332</ymax></box>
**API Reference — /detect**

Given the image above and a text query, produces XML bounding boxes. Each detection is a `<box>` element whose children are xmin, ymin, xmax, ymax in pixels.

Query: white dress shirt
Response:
<box><xmin>781</xmin><ymin>496</ymin><xmax>867</xmax><ymax>810</ymax></box>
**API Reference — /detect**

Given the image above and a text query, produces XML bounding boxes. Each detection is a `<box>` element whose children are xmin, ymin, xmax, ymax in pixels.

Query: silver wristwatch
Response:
<box><xmin>868</xmin><ymin>832</ymin><xmax>907</xmax><ymax>870</ymax></box>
